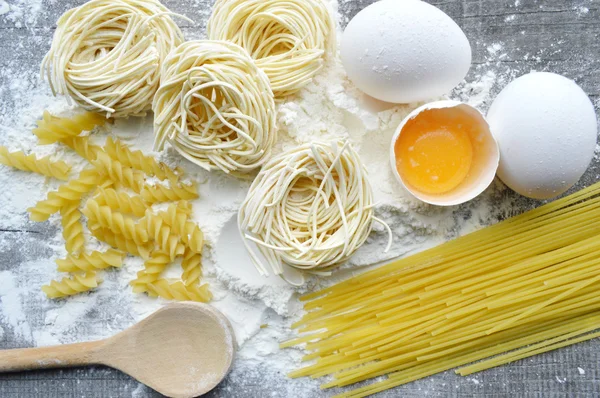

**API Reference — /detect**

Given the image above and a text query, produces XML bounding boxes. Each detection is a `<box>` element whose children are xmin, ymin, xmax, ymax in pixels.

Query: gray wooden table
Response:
<box><xmin>1</xmin><ymin>0</ymin><xmax>599</xmax><ymax>397</ymax></box>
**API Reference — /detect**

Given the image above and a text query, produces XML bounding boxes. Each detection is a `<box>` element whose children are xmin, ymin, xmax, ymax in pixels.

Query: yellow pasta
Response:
<box><xmin>130</xmin><ymin>250</ymin><xmax>171</xmax><ymax>293</ymax></box>
<box><xmin>33</xmin><ymin>110</ymin><xmax>106</xmax><ymax>145</ymax></box>
<box><xmin>146</xmin><ymin>279</ymin><xmax>211</xmax><ymax>303</ymax></box>
<box><xmin>28</xmin><ymin>169</ymin><xmax>110</xmax><ymax>221</ymax></box>
<box><xmin>56</xmin><ymin>249</ymin><xmax>124</xmax><ymax>272</ymax></box>
<box><xmin>140</xmin><ymin>178</ymin><xmax>199</xmax><ymax>203</ymax></box>
<box><xmin>60</xmin><ymin>201</ymin><xmax>85</xmax><ymax>254</ymax></box>
<box><xmin>156</xmin><ymin>202</ymin><xmax>203</xmax><ymax>253</ymax></box>
<box><xmin>24</xmin><ymin>110</ymin><xmax>211</xmax><ymax>302</ymax></box>
<box><xmin>83</xmin><ymin>199</ymin><xmax>149</xmax><ymax>245</ymax></box>
<box><xmin>142</xmin><ymin>210</ymin><xmax>185</xmax><ymax>260</ymax></box>
<box><xmin>93</xmin><ymin>151</ymin><xmax>144</xmax><ymax>194</ymax></box>
<box><xmin>103</xmin><ymin>137</ymin><xmax>179</xmax><ymax>181</ymax></box>
<box><xmin>283</xmin><ymin>182</ymin><xmax>600</xmax><ymax>398</ymax></box>
<box><xmin>0</xmin><ymin>146</ymin><xmax>71</xmax><ymax>180</ymax></box>
<box><xmin>94</xmin><ymin>187</ymin><xmax>148</xmax><ymax>217</ymax></box>
<box><xmin>41</xmin><ymin>272</ymin><xmax>99</xmax><ymax>298</ymax></box>
<box><xmin>181</xmin><ymin>248</ymin><xmax>202</xmax><ymax>286</ymax></box>
<box><xmin>61</xmin><ymin>135</ymin><xmax>102</xmax><ymax>162</ymax></box>
<box><xmin>89</xmin><ymin>225</ymin><xmax>151</xmax><ymax>260</ymax></box>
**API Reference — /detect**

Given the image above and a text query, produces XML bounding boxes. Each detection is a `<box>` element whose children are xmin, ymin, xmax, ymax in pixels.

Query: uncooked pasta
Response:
<box><xmin>153</xmin><ymin>40</ymin><xmax>276</xmax><ymax>175</ymax></box>
<box><xmin>41</xmin><ymin>0</ymin><xmax>187</xmax><ymax>118</ymax></box>
<box><xmin>283</xmin><ymin>181</ymin><xmax>600</xmax><ymax>398</ymax></box>
<box><xmin>207</xmin><ymin>0</ymin><xmax>336</xmax><ymax>98</ymax></box>
<box><xmin>239</xmin><ymin>141</ymin><xmax>391</xmax><ymax>278</ymax></box>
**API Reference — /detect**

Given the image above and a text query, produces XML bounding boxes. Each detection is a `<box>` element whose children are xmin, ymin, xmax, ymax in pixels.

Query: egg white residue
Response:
<box><xmin>487</xmin><ymin>72</ymin><xmax>598</xmax><ymax>200</ymax></box>
<box><xmin>340</xmin><ymin>0</ymin><xmax>472</xmax><ymax>104</ymax></box>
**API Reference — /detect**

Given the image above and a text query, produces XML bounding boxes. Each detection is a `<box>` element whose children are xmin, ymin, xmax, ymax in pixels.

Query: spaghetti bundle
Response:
<box><xmin>239</xmin><ymin>141</ymin><xmax>391</xmax><ymax>277</ymax></box>
<box><xmin>283</xmin><ymin>182</ymin><xmax>600</xmax><ymax>397</ymax></box>
<box><xmin>41</xmin><ymin>0</ymin><xmax>186</xmax><ymax>118</ymax></box>
<box><xmin>207</xmin><ymin>0</ymin><xmax>336</xmax><ymax>98</ymax></box>
<box><xmin>153</xmin><ymin>40</ymin><xmax>276</xmax><ymax>175</ymax></box>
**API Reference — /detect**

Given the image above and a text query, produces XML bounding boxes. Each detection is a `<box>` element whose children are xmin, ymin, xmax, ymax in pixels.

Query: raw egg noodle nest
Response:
<box><xmin>41</xmin><ymin>0</ymin><xmax>186</xmax><ymax>118</ymax></box>
<box><xmin>239</xmin><ymin>141</ymin><xmax>391</xmax><ymax>276</ymax></box>
<box><xmin>207</xmin><ymin>0</ymin><xmax>336</xmax><ymax>98</ymax></box>
<box><xmin>153</xmin><ymin>40</ymin><xmax>276</xmax><ymax>174</ymax></box>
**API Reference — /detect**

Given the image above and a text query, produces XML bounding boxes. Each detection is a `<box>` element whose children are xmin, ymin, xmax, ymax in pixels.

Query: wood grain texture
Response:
<box><xmin>0</xmin><ymin>0</ymin><xmax>599</xmax><ymax>397</ymax></box>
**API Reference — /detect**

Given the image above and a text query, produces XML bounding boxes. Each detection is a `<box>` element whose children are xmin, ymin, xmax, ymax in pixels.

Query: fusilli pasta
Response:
<box><xmin>33</xmin><ymin>110</ymin><xmax>106</xmax><ymax>145</ymax></box>
<box><xmin>28</xmin><ymin>168</ymin><xmax>110</xmax><ymax>221</ymax></box>
<box><xmin>89</xmin><ymin>225</ymin><xmax>151</xmax><ymax>259</ymax></box>
<box><xmin>93</xmin><ymin>152</ymin><xmax>144</xmax><ymax>194</ymax></box>
<box><xmin>141</xmin><ymin>178</ymin><xmax>198</xmax><ymax>203</ymax></box>
<box><xmin>181</xmin><ymin>248</ymin><xmax>202</xmax><ymax>286</ymax></box>
<box><xmin>62</xmin><ymin>135</ymin><xmax>102</xmax><ymax>162</ymax></box>
<box><xmin>142</xmin><ymin>210</ymin><xmax>185</xmax><ymax>260</ymax></box>
<box><xmin>146</xmin><ymin>279</ymin><xmax>211</xmax><ymax>302</ymax></box>
<box><xmin>83</xmin><ymin>199</ymin><xmax>149</xmax><ymax>245</ymax></box>
<box><xmin>94</xmin><ymin>187</ymin><xmax>148</xmax><ymax>217</ymax></box>
<box><xmin>130</xmin><ymin>250</ymin><xmax>171</xmax><ymax>293</ymax></box>
<box><xmin>60</xmin><ymin>201</ymin><xmax>85</xmax><ymax>254</ymax></box>
<box><xmin>56</xmin><ymin>249</ymin><xmax>124</xmax><ymax>272</ymax></box>
<box><xmin>104</xmin><ymin>137</ymin><xmax>179</xmax><ymax>181</ymax></box>
<box><xmin>0</xmin><ymin>146</ymin><xmax>71</xmax><ymax>180</ymax></box>
<box><xmin>41</xmin><ymin>272</ymin><xmax>99</xmax><ymax>298</ymax></box>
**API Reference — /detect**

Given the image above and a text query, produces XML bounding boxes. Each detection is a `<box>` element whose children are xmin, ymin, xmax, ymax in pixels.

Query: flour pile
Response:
<box><xmin>0</xmin><ymin>0</ymin><xmax>527</xmax><ymax>395</ymax></box>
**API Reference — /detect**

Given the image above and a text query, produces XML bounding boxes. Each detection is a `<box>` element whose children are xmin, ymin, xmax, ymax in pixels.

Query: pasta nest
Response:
<box><xmin>207</xmin><ymin>0</ymin><xmax>336</xmax><ymax>98</ymax></box>
<box><xmin>153</xmin><ymin>40</ymin><xmax>277</xmax><ymax>175</ymax></box>
<box><xmin>239</xmin><ymin>141</ymin><xmax>389</xmax><ymax>277</ymax></box>
<box><xmin>41</xmin><ymin>0</ymin><xmax>186</xmax><ymax>118</ymax></box>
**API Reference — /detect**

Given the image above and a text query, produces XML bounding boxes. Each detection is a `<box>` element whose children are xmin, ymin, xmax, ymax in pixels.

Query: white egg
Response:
<box><xmin>487</xmin><ymin>72</ymin><xmax>598</xmax><ymax>200</ymax></box>
<box><xmin>340</xmin><ymin>0</ymin><xmax>471</xmax><ymax>103</ymax></box>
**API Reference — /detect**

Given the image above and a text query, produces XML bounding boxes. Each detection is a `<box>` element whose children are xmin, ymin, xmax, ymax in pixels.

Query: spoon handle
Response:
<box><xmin>0</xmin><ymin>341</ymin><xmax>103</xmax><ymax>372</ymax></box>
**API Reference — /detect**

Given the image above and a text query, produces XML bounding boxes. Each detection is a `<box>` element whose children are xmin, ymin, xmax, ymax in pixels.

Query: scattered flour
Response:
<box><xmin>0</xmin><ymin>0</ymin><xmax>537</xmax><ymax>397</ymax></box>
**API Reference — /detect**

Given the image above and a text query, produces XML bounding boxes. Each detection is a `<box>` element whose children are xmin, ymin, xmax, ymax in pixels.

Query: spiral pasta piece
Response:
<box><xmin>104</xmin><ymin>137</ymin><xmax>179</xmax><ymax>180</ymax></box>
<box><xmin>153</xmin><ymin>40</ymin><xmax>276</xmax><ymax>174</ymax></box>
<box><xmin>151</xmin><ymin>202</ymin><xmax>204</xmax><ymax>254</ymax></box>
<box><xmin>141</xmin><ymin>178</ymin><xmax>198</xmax><ymax>203</ymax></box>
<box><xmin>0</xmin><ymin>146</ymin><xmax>71</xmax><ymax>180</ymax></box>
<box><xmin>60</xmin><ymin>201</ymin><xmax>85</xmax><ymax>254</ymax></box>
<box><xmin>94</xmin><ymin>187</ymin><xmax>148</xmax><ymax>217</ymax></box>
<box><xmin>42</xmin><ymin>272</ymin><xmax>99</xmax><ymax>299</ymax></box>
<box><xmin>56</xmin><ymin>249</ymin><xmax>124</xmax><ymax>272</ymax></box>
<box><xmin>28</xmin><ymin>169</ymin><xmax>110</xmax><ymax>222</ymax></box>
<box><xmin>130</xmin><ymin>250</ymin><xmax>171</xmax><ymax>293</ymax></box>
<box><xmin>207</xmin><ymin>0</ymin><xmax>336</xmax><ymax>98</ymax></box>
<box><xmin>41</xmin><ymin>0</ymin><xmax>186</xmax><ymax>118</ymax></box>
<box><xmin>83</xmin><ymin>199</ymin><xmax>149</xmax><ymax>245</ymax></box>
<box><xmin>93</xmin><ymin>152</ymin><xmax>144</xmax><ymax>193</ymax></box>
<box><xmin>33</xmin><ymin>111</ymin><xmax>106</xmax><ymax>145</ymax></box>
<box><xmin>142</xmin><ymin>210</ymin><xmax>185</xmax><ymax>260</ymax></box>
<box><xmin>146</xmin><ymin>279</ymin><xmax>212</xmax><ymax>302</ymax></box>
<box><xmin>62</xmin><ymin>135</ymin><xmax>102</xmax><ymax>162</ymax></box>
<box><xmin>89</xmin><ymin>224</ymin><xmax>151</xmax><ymax>259</ymax></box>
<box><xmin>239</xmin><ymin>141</ymin><xmax>391</xmax><ymax>277</ymax></box>
<box><xmin>181</xmin><ymin>248</ymin><xmax>202</xmax><ymax>286</ymax></box>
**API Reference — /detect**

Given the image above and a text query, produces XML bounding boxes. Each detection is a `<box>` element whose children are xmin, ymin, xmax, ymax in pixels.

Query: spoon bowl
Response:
<box><xmin>0</xmin><ymin>302</ymin><xmax>236</xmax><ymax>398</ymax></box>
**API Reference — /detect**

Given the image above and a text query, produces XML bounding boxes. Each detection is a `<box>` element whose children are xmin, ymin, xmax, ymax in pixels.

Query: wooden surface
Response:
<box><xmin>1</xmin><ymin>0</ymin><xmax>599</xmax><ymax>397</ymax></box>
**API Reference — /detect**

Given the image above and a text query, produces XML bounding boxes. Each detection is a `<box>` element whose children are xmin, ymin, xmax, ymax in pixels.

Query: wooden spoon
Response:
<box><xmin>0</xmin><ymin>302</ymin><xmax>236</xmax><ymax>398</ymax></box>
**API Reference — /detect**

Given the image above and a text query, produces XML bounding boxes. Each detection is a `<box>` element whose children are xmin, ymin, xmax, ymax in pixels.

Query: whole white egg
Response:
<box><xmin>487</xmin><ymin>72</ymin><xmax>597</xmax><ymax>200</ymax></box>
<box><xmin>340</xmin><ymin>0</ymin><xmax>472</xmax><ymax>103</ymax></box>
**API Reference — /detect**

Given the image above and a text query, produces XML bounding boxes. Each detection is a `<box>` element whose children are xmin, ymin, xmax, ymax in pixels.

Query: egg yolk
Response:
<box><xmin>395</xmin><ymin>125</ymin><xmax>473</xmax><ymax>195</ymax></box>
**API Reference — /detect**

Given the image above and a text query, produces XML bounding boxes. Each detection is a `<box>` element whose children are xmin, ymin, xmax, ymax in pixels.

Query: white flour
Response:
<box><xmin>0</xmin><ymin>1</ymin><xmax>529</xmax><ymax>395</ymax></box>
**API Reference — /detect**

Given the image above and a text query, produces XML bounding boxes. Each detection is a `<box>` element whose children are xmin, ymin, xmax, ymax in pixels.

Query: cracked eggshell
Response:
<box><xmin>487</xmin><ymin>72</ymin><xmax>598</xmax><ymax>200</ymax></box>
<box><xmin>341</xmin><ymin>0</ymin><xmax>472</xmax><ymax>104</ymax></box>
<box><xmin>390</xmin><ymin>100</ymin><xmax>499</xmax><ymax>206</ymax></box>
